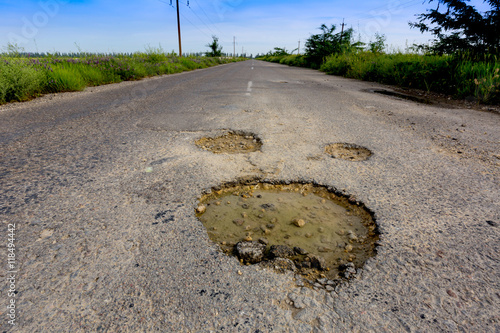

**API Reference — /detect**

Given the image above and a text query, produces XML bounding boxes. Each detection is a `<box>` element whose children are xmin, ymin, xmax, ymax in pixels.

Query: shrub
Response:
<box><xmin>0</xmin><ymin>59</ymin><xmax>45</xmax><ymax>103</ymax></box>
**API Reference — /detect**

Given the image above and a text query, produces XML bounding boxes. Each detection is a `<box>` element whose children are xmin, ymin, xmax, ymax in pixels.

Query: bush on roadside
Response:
<box><xmin>320</xmin><ymin>51</ymin><xmax>500</xmax><ymax>104</ymax></box>
<box><xmin>0</xmin><ymin>59</ymin><xmax>45</xmax><ymax>103</ymax></box>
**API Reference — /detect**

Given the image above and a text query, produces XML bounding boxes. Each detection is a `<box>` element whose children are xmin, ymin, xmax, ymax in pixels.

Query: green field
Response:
<box><xmin>0</xmin><ymin>50</ymin><xmax>243</xmax><ymax>105</ymax></box>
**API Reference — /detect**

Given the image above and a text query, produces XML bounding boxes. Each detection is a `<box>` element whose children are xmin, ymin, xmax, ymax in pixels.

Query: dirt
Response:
<box><xmin>324</xmin><ymin>143</ymin><xmax>372</xmax><ymax>161</ymax></box>
<box><xmin>195</xmin><ymin>131</ymin><xmax>262</xmax><ymax>154</ymax></box>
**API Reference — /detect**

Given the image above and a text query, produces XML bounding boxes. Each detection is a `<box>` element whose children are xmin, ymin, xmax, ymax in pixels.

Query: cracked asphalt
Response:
<box><xmin>0</xmin><ymin>60</ymin><xmax>499</xmax><ymax>332</ymax></box>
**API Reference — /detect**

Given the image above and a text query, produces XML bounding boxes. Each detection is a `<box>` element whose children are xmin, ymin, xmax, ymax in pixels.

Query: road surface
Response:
<box><xmin>1</xmin><ymin>60</ymin><xmax>499</xmax><ymax>332</ymax></box>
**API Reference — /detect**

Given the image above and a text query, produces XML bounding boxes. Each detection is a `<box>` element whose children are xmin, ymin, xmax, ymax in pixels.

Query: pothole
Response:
<box><xmin>196</xmin><ymin>182</ymin><xmax>379</xmax><ymax>287</ymax></box>
<box><xmin>325</xmin><ymin>143</ymin><xmax>372</xmax><ymax>161</ymax></box>
<box><xmin>195</xmin><ymin>131</ymin><xmax>262</xmax><ymax>154</ymax></box>
<box><xmin>369</xmin><ymin>89</ymin><xmax>431</xmax><ymax>104</ymax></box>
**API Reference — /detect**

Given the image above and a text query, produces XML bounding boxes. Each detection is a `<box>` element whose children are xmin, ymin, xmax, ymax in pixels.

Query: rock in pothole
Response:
<box><xmin>260</xmin><ymin>258</ymin><xmax>297</xmax><ymax>273</ymax></box>
<box><xmin>269</xmin><ymin>245</ymin><xmax>295</xmax><ymax>259</ymax></box>
<box><xmin>235</xmin><ymin>241</ymin><xmax>266</xmax><ymax>264</ymax></box>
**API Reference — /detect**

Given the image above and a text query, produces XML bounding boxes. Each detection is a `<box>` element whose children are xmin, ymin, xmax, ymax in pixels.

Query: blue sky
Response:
<box><xmin>0</xmin><ymin>0</ymin><xmax>490</xmax><ymax>55</ymax></box>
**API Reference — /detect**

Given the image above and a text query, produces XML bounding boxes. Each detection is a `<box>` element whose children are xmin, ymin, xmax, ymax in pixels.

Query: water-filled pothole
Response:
<box><xmin>325</xmin><ymin>143</ymin><xmax>372</xmax><ymax>161</ymax></box>
<box><xmin>195</xmin><ymin>131</ymin><xmax>262</xmax><ymax>154</ymax></box>
<box><xmin>196</xmin><ymin>182</ymin><xmax>379</xmax><ymax>285</ymax></box>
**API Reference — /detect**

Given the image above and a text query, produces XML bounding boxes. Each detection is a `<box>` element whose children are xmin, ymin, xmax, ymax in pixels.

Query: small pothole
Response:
<box><xmin>369</xmin><ymin>89</ymin><xmax>431</xmax><ymax>104</ymax></box>
<box><xmin>195</xmin><ymin>131</ymin><xmax>262</xmax><ymax>154</ymax></box>
<box><xmin>196</xmin><ymin>182</ymin><xmax>379</xmax><ymax>287</ymax></box>
<box><xmin>325</xmin><ymin>143</ymin><xmax>372</xmax><ymax>161</ymax></box>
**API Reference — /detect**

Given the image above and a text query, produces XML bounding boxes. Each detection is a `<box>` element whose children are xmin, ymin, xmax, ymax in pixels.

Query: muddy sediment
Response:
<box><xmin>325</xmin><ymin>143</ymin><xmax>372</xmax><ymax>161</ymax></box>
<box><xmin>195</xmin><ymin>131</ymin><xmax>262</xmax><ymax>154</ymax></box>
<box><xmin>196</xmin><ymin>182</ymin><xmax>379</xmax><ymax>284</ymax></box>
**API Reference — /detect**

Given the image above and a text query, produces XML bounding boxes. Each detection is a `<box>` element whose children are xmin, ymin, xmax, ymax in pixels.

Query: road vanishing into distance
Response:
<box><xmin>1</xmin><ymin>60</ymin><xmax>499</xmax><ymax>332</ymax></box>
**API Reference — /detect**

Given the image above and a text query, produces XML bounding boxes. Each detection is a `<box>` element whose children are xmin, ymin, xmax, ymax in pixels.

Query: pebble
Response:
<box><xmin>196</xmin><ymin>205</ymin><xmax>206</xmax><ymax>214</ymax></box>
<box><xmin>258</xmin><ymin>238</ymin><xmax>269</xmax><ymax>245</ymax></box>
<box><xmin>309</xmin><ymin>255</ymin><xmax>327</xmax><ymax>270</ymax></box>
<box><xmin>294</xmin><ymin>247</ymin><xmax>308</xmax><ymax>255</ymax></box>
<box><xmin>293</xmin><ymin>219</ymin><xmax>306</xmax><ymax>227</ymax></box>
<box><xmin>232</xmin><ymin>219</ymin><xmax>244</xmax><ymax>226</ymax></box>
<box><xmin>318</xmin><ymin>246</ymin><xmax>332</xmax><ymax>252</ymax></box>
<box><xmin>260</xmin><ymin>258</ymin><xmax>297</xmax><ymax>273</ymax></box>
<box><xmin>317</xmin><ymin>278</ymin><xmax>328</xmax><ymax>285</ymax></box>
<box><xmin>269</xmin><ymin>245</ymin><xmax>295</xmax><ymax>259</ymax></box>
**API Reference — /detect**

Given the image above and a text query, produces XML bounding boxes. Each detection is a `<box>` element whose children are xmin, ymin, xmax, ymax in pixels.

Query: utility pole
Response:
<box><xmin>339</xmin><ymin>18</ymin><xmax>345</xmax><ymax>44</ymax></box>
<box><xmin>233</xmin><ymin>36</ymin><xmax>236</xmax><ymax>58</ymax></box>
<box><xmin>176</xmin><ymin>0</ymin><xmax>182</xmax><ymax>56</ymax></box>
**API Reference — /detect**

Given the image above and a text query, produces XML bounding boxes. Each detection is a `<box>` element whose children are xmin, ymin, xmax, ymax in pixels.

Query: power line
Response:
<box><xmin>188</xmin><ymin>6</ymin><xmax>218</xmax><ymax>37</ymax></box>
<box><xmin>159</xmin><ymin>0</ymin><xmax>217</xmax><ymax>55</ymax></box>
<box><xmin>178</xmin><ymin>9</ymin><xmax>212</xmax><ymax>40</ymax></box>
<box><xmin>193</xmin><ymin>0</ymin><xmax>224</xmax><ymax>36</ymax></box>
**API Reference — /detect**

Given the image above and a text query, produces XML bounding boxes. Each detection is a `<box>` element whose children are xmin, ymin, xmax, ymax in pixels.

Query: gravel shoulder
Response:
<box><xmin>0</xmin><ymin>60</ymin><xmax>498</xmax><ymax>332</ymax></box>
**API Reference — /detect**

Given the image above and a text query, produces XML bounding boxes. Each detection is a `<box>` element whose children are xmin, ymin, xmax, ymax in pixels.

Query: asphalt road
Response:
<box><xmin>1</xmin><ymin>60</ymin><xmax>499</xmax><ymax>332</ymax></box>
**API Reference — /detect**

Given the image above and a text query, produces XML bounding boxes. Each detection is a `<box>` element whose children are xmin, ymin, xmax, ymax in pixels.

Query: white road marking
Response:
<box><xmin>246</xmin><ymin>81</ymin><xmax>253</xmax><ymax>96</ymax></box>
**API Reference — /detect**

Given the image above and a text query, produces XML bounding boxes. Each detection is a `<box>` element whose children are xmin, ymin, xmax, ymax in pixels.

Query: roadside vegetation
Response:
<box><xmin>0</xmin><ymin>45</ymin><xmax>243</xmax><ymax>105</ymax></box>
<box><xmin>258</xmin><ymin>0</ymin><xmax>500</xmax><ymax>104</ymax></box>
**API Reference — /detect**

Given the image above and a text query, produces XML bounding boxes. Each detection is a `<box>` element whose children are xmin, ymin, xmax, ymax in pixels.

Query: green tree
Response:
<box><xmin>266</xmin><ymin>47</ymin><xmax>292</xmax><ymax>56</ymax></box>
<box><xmin>368</xmin><ymin>33</ymin><xmax>386</xmax><ymax>54</ymax></box>
<box><xmin>205</xmin><ymin>35</ymin><xmax>223</xmax><ymax>57</ymax></box>
<box><xmin>304</xmin><ymin>24</ymin><xmax>354</xmax><ymax>68</ymax></box>
<box><xmin>410</xmin><ymin>0</ymin><xmax>500</xmax><ymax>55</ymax></box>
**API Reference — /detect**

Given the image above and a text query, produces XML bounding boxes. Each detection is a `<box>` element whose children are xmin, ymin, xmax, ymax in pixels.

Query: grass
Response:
<box><xmin>0</xmin><ymin>50</ymin><xmax>244</xmax><ymax>105</ymax></box>
<box><xmin>259</xmin><ymin>52</ymin><xmax>500</xmax><ymax>104</ymax></box>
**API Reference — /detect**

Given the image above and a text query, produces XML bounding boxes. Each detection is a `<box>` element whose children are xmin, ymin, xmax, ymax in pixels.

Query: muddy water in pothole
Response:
<box><xmin>197</xmin><ymin>183</ymin><xmax>378</xmax><ymax>281</ymax></box>
<box><xmin>195</xmin><ymin>131</ymin><xmax>262</xmax><ymax>154</ymax></box>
